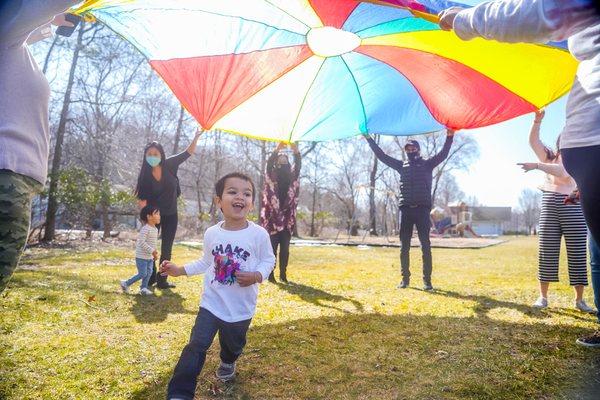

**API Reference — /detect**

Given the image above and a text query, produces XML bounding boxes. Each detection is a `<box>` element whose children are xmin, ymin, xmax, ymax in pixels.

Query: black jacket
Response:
<box><xmin>366</xmin><ymin>135</ymin><xmax>453</xmax><ymax>208</ymax></box>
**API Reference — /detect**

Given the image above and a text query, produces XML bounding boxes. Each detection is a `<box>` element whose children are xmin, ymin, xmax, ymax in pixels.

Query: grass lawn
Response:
<box><xmin>1</xmin><ymin>236</ymin><xmax>599</xmax><ymax>399</ymax></box>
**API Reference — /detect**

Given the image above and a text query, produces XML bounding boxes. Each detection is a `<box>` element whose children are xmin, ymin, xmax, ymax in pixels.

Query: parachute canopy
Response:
<box><xmin>73</xmin><ymin>0</ymin><xmax>577</xmax><ymax>142</ymax></box>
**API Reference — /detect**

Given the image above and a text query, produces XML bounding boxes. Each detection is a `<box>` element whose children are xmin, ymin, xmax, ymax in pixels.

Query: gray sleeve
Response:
<box><xmin>453</xmin><ymin>0</ymin><xmax>593</xmax><ymax>43</ymax></box>
<box><xmin>0</xmin><ymin>0</ymin><xmax>79</xmax><ymax>47</ymax></box>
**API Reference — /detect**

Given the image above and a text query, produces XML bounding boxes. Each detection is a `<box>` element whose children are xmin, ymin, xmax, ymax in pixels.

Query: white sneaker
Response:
<box><xmin>576</xmin><ymin>300</ymin><xmax>595</xmax><ymax>313</ymax></box>
<box><xmin>139</xmin><ymin>288</ymin><xmax>153</xmax><ymax>296</ymax></box>
<box><xmin>532</xmin><ymin>296</ymin><xmax>548</xmax><ymax>308</ymax></box>
<box><xmin>120</xmin><ymin>280</ymin><xmax>129</xmax><ymax>294</ymax></box>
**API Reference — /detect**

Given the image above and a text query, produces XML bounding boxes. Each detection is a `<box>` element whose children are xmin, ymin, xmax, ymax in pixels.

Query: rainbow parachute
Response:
<box><xmin>73</xmin><ymin>0</ymin><xmax>577</xmax><ymax>142</ymax></box>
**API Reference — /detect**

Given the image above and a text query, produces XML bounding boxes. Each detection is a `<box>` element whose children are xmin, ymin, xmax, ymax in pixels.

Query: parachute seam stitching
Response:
<box><xmin>262</xmin><ymin>0</ymin><xmax>313</xmax><ymax>31</ymax></box>
<box><xmin>340</xmin><ymin>55</ymin><xmax>368</xmax><ymax>135</ymax></box>
<box><xmin>357</xmin><ymin>46</ymin><xmax>539</xmax><ymax>127</ymax></box>
<box><xmin>288</xmin><ymin>58</ymin><xmax>327</xmax><ymax>142</ymax></box>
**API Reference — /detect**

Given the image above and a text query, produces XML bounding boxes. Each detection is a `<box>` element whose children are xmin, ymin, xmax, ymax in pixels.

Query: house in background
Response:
<box><xmin>470</xmin><ymin>206</ymin><xmax>512</xmax><ymax>236</ymax></box>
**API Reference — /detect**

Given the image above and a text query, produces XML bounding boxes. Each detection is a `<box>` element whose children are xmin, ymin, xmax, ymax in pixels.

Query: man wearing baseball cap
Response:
<box><xmin>364</xmin><ymin>130</ymin><xmax>455</xmax><ymax>290</ymax></box>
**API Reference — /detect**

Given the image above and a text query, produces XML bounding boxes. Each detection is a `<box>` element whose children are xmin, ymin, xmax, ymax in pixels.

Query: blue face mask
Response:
<box><xmin>146</xmin><ymin>156</ymin><xmax>161</xmax><ymax>167</ymax></box>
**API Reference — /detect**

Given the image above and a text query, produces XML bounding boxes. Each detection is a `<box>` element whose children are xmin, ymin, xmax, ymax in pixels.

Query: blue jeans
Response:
<box><xmin>125</xmin><ymin>258</ymin><xmax>153</xmax><ymax>290</ymax></box>
<box><xmin>590</xmin><ymin>235</ymin><xmax>600</xmax><ymax>323</ymax></box>
<box><xmin>167</xmin><ymin>307</ymin><xmax>251</xmax><ymax>400</ymax></box>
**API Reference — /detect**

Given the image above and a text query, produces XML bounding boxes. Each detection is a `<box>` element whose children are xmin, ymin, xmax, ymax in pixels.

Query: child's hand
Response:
<box><xmin>235</xmin><ymin>271</ymin><xmax>261</xmax><ymax>287</ymax></box>
<box><xmin>152</xmin><ymin>250</ymin><xmax>158</xmax><ymax>260</ymax></box>
<box><xmin>160</xmin><ymin>260</ymin><xmax>183</xmax><ymax>277</ymax></box>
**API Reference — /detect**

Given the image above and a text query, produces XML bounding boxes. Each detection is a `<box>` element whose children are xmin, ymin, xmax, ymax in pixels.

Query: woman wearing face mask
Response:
<box><xmin>260</xmin><ymin>143</ymin><xmax>301</xmax><ymax>283</ymax></box>
<box><xmin>135</xmin><ymin>129</ymin><xmax>202</xmax><ymax>289</ymax></box>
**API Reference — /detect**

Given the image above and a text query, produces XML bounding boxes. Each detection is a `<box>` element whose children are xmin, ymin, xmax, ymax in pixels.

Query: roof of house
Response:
<box><xmin>471</xmin><ymin>207</ymin><xmax>512</xmax><ymax>222</ymax></box>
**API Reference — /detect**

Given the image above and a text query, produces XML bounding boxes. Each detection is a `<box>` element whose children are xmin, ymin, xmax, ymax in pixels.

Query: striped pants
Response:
<box><xmin>538</xmin><ymin>191</ymin><xmax>588</xmax><ymax>286</ymax></box>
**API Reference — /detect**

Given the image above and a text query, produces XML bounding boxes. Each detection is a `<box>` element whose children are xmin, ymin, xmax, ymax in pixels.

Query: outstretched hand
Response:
<box><xmin>159</xmin><ymin>260</ymin><xmax>185</xmax><ymax>277</ymax></box>
<box><xmin>517</xmin><ymin>162</ymin><xmax>537</xmax><ymax>172</ymax></box>
<box><xmin>438</xmin><ymin>7</ymin><xmax>464</xmax><ymax>31</ymax></box>
<box><xmin>446</xmin><ymin>129</ymin><xmax>455</xmax><ymax>137</ymax></box>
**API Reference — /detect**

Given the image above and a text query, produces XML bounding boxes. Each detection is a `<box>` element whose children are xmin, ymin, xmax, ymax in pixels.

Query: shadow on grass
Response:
<box><xmin>6</xmin><ymin>268</ymin><xmax>197</xmax><ymax>324</ymax></box>
<box><xmin>131</xmin><ymin>288</ymin><xmax>197</xmax><ymax>324</ymax></box>
<box><xmin>550</xmin><ymin>307</ymin><xmax>599</xmax><ymax>323</ymax></box>
<box><xmin>130</xmin><ymin>312</ymin><xmax>598</xmax><ymax>400</ymax></box>
<box><xmin>427</xmin><ymin>289</ymin><xmax>598</xmax><ymax>323</ymax></box>
<box><xmin>425</xmin><ymin>289</ymin><xmax>551</xmax><ymax>320</ymax></box>
<box><xmin>275</xmin><ymin>281</ymin><xmax>363</xmax><ymax>313</ymax></box>
<box><xmin>7</xmin><ymin>268</ymin><xmax>117</xmax><ymax>296</ymax></box>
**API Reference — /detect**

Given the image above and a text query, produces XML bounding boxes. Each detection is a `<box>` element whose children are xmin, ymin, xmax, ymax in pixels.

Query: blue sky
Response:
<box><xmin>455</xmin><ymin>97</ymin><xmax>567</xmax><ymax>208</ymax></box>
<box><xmin>449</xmin><ymin>0</ymin><xmax>569</xmax><ymax>208</ymax></box>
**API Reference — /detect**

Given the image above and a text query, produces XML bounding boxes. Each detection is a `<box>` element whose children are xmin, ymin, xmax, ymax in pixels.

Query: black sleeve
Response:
<box><xmin>365</xmin><ymin>135</ymin><xmax>403</xmax><ymax>171</ymax></box>
<box><xmin>427</xmin><ymin>135</ymin><xmax>454</xmax><ymax>168</ymax></box>
<box><xmin>165</xmin><ymin>151</ymin><xmax>191</xmax><ymax>172</ymax></box>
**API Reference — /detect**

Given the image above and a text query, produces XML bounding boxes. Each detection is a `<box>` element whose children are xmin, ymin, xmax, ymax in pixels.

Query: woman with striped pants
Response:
<box><xmin>519</xmin><ymin>111</ymin><xmax>594</xmax><ymax>312</ymax></box>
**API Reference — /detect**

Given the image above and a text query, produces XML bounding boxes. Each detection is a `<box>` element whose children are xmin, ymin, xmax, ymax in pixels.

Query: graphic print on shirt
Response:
<box><xmin>211</xmin><ymin>243</ymin><xmax>251</xmax><ymax>285</ymax></box>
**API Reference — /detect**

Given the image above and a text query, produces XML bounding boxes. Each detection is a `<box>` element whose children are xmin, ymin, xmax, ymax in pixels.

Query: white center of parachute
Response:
<box><xmin>306</xmin><ymin>27</ymin><xmax>361</xmax><ymax>57</ymax></box>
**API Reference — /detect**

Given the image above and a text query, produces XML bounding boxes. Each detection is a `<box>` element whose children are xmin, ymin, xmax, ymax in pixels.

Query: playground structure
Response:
<box><xmin>431</xmin><ymin>202</ymin><xmax>479</xmax><ymax>238</ymax></box>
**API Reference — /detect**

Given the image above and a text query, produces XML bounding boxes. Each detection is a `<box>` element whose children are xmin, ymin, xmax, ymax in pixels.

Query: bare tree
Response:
<box><xmin>301</xmin><ymin>143</ymin><xmax>329</xmax><ymax>237</ymax></box>
<box><xmin>67</xmin><ymin>29</ymin><xmax>144</xmax><ymax>238</ymax></box>
<box><xmin>44</xmin><ymin>23</ymin><xmax>92</xmax><ymax>241</ymax></box>
<box><xmin>435</xmin><ymin>173</ymin><xmax>465</xmax><ymax>206</ymax></box>
<box><xmin>519</xmin><ymin>188</ymin><xmax>542</xmax><ymax>234</ymax></box>
<box><xmin>172</xmin><ymin>106</ymin><xmax>187</xmax><ymax>153</ymax></box>
<box><xmin>414</xmin><ymin>131</ymin><xmax>479</xmax><ymax>202</ymax></box>
<box><xmin>368</xmin><ymin>135</ymin><xmax>380</xmax><ymax>236</ymax></box>
<box><xmin>328</xmin><ymin>140</ymin><xmax>367</xmax><ymax>235</ymax></box>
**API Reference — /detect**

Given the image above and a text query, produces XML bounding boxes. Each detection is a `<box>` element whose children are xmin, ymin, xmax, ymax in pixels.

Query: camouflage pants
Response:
<box><xmin>0</xmin><ymin>171</ymin><xmax>42</xmax><ymax>293</ymax></box>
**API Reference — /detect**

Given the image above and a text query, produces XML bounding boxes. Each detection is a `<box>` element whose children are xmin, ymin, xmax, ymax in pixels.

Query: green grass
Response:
<box><xmin>1</xmin><ymin>237</ymin><xmax>598</xmax><ymax>399</ymax></box>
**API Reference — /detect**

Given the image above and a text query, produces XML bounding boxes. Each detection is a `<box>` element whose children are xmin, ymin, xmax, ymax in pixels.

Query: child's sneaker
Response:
<box><xmin>532</xmin><ymin>296</ymin><xmax>548</xmax><ymax>308</ymax></box>
<box><xmin>576</xmin><ymin>300</ymin><xmax>595</xmax><ymax>313</ymax></box>
<box><xmin>576</xmin><ymin>331</ymin><xmax>600</xmax><ymax>348</ymax></box>
<box><xmin>120</xmin><ymin>280</ymin><xmax>129</xmax><ymax>294</ymax></box>
<box><xmin>139</xmin><ymin>288</ymin><xmax>153</xmax><ymax>296</ymax></box>
<box><xmin>216</xmin><ymin>361</ymin><xmax>236</xmax><ymax>381</ymax></box>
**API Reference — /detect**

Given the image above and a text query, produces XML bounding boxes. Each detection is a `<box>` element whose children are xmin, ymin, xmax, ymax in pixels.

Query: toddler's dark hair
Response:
<box><xmin>215</xmin><ymin>172</ymin><xmax>256</xmax><ymax>202</ymax></box>
<box><xmin>140</xmin><ymin>204</ymin><xmax>160</xmax><ymax>223</ymax></box>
